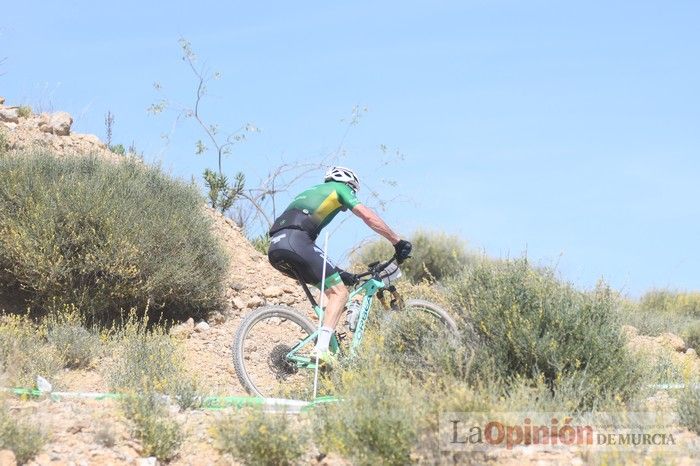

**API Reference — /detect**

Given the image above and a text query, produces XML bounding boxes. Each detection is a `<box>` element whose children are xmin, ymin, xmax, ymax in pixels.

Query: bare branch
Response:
<box><xmin>148</xmin><ymin>44</ymin><xmax>403</xmax><ymax>237</ymax></box>
<box><xmin>238</xmin><ymin>191</ymin><xmax>273</xmax><ymax>228</ymax></box>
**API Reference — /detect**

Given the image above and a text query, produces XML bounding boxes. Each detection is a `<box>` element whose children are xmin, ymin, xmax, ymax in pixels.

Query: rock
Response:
<box><xmin>282</xmin><ymin>284</ymin><xmax>298</xmax><ymax>293</ymax></box>
<box><xmin>135</xmin><ymin>458</ymin><xmax>158</xmax><ymax>466</ymax></box>
<box><xmin>209</xmin><ymin>312</ymin><xmax>225</xmax><ymax>325</ymax></box>
<box><xmin>230</xmin><ymin>283</ymin><xmax>244</xmax><ymax>292</ymax></box>
<box><xmin>246</xmin><ymin>296</ymin><xmax>264</xmax><ymax>308</ymax></box>
<box><xmin>262</xmin><ymin>286</ymin><xmax>283</xmax><ymax>298</ymax></box>
<box><xmin>36</xmin><ymin>375</ymin><xmax>52</xmax><ymax>393</ymax></box>
<box><xmin>195</xmin><ymin>321</ymin><xmax>210</xmax><ymax>332</ymax></box>
<box><xmin>0</xmin><ymin>450</ymin><xmax>16</xmax><ymax>466</ymax></box>
<box><xmin>75</xmin><ymin>133</ymin><xmax>104</xmax><ymax>145</ymax></box>
<box><xmin>0</xmin><ymin>107</ymin><xmax>19</xmax><ymax>123</ymax></box>
<box><xmin>67</xmin><ymin>421</ymin><xmax>86</xmax><ymax>433</ymax></box>
<box><xmin>315</xmin><ymin>452</ymin><xmax>353</xmax><ymax>466</ymax></box>
<box><xmin>687</xmin><ymin>348</ymin><xmax>697</xmax><ymax>358</ymax></box>
<box><xmin>33</xmin><ymin>453</ymin><xmax>51</xmax><ymax>466</ymax></box>
<box><xmin>170</xmin><ymin>318</ymin><xmax>195</xmax><ymax>338</ymax></box>
<box><xmin>657</xmin><ymin>332</ymin><xmax>686</xmax><ymax>352</ymax></box>
<box><xmin>280</xmin><ymin>294</ymin><xmax>297</xmax><ymax>305</ymax></box>
<box><xmin>171</xmin><ymin>327</ymin><xmax>191</xmax><ymax>338</ymax></box>
<box><xmin>231</xmin><ymin>297</ymin><xmax>246</xmax><ymax>310</ymax></box>
<box><xmin>38</xmin><ymin>111</ymin><xmax>73</xmax><ymax>136</ymax></box>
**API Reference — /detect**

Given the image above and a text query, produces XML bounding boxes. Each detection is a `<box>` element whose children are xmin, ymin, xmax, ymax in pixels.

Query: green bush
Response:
<box><xmin>0</xmin><ymin>128</ymin><xmax>8</xmax><ymax>154</ymax></box>
<box><xmin>109</xmin><ymin>143</ymin><xmax>126</xmax><ymax>155</ymax></box>
<box><xmin>449</xmin><ymin>258</ymin><xmax>643</xmax><ymax>408</ymax></box>
<box><xmin>0</xmin><ymin>153</ymin><xmax>229</xmax><ymax>321</ymax></box>
<box><xmin>640</xmin><ymin>290</ymin><xmax>700</xmax><ymax>318</ymax></box>
<box><xmin>684</xmin><ymin>321</ymin><xmax>700</xmax><ymax>351</ymax></box>
<box><xmin>678</xmin><ymin>382</ymin><xmax>700</xmax><ymax>434</ymax></box>
<box><xmin>249</xmin><ymin>233</ymin><xmax>270</xmax><ymax>256</ymax></box>
<box><xmin>17</xmin><ymin>106</ymin><xmax>32</xmax><ymax>118</ymax></box>
<box><xmin>213</xmin><ymin>407</ymin><xmax>309</xmax><ymax>466</ymax></box>
<box><xmin>0</xmin><ymin>404</ymin><xmax>46</xmax><ymax>464</ymax></box>
<box><xmin>353</xmin><ymin>230</ymin><xmax>472</xmax><ymax>283</ymax></box>
<box><xmin>121</xmin><ymin>392</ymin><xmax>183</xmax><ymax>461</ymax></box>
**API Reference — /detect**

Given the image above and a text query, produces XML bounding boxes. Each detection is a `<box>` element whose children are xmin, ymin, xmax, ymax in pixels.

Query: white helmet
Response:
<box><xmin>324</xmin><ymin>166</ymin><xmax>360</xmax><ymax>192</ymax></box>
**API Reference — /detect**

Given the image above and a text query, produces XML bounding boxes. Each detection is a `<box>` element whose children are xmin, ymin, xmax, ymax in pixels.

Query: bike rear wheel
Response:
<box><xmin>232</xmin><ymin>305</ymin><xmax>318</xmax><ymax>400</ymax></box>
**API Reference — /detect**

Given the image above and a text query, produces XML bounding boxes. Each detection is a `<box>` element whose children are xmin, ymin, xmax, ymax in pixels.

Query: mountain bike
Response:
<box><xmin>231</xmin><ymin>256</ymin><xmax>459</xmax><ymax>400</ymax></box>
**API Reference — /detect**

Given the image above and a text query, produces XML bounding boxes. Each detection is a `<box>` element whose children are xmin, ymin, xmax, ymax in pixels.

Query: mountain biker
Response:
<box><xmin>267</xmin><ymin>166</ymin><xmax>412</xmax><ymax>361</ymax></box>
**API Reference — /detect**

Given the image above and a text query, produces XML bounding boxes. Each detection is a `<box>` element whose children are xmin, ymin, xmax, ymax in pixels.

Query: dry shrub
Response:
<box><xmin>108</xmin><ymin>312</ymin><xmax>201</xmax><ymax>410</ymax></box>
<box><xmin>213</xmin><ymin>407</ymin><xmax>309</xmax><ymax>466</ymax></box>
<box><xmin>353</xmin><ymin>230</ymin><xmax>473</xmax><ymax>283</ymax></box>
<box><xmin>0</xmin><ymin>403</ymin><xmax>46</xmax><ymax>464</ymax></box>
<box><xmin>120</xmin><ymin>392</ymin><xmax>183</xmax><ymax>461</ymax></box>
<box><xmin>45</xmin><ymin>304</ymin><xmax>102</xmax><ymax>369</ymax></box>
<box><xmin>449</xmin><ymin>258</ymin><xmax>644</xmax><ymax>409</ymax></box>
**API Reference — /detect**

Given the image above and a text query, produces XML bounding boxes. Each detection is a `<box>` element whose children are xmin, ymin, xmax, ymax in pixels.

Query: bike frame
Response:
<box><xmin>285</xmin><ymin>275</ymin><xmax>387</xmax><ymax>369</ymax></box>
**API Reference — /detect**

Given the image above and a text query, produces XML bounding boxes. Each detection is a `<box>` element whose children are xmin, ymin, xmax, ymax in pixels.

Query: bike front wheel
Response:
<box><xmin>232</xmin><ymin>305</ymin><xmax>318</xmax><ymax>400</ymax></box>
<box><xmin>401</xmin><ymin>298</ymin><xmax>459</xmax><ymax>337</ymax></box>
<box><xmin>381</xmin><ymin>298</ymin><xmax>465</xmax><ymax>373</ymax></box>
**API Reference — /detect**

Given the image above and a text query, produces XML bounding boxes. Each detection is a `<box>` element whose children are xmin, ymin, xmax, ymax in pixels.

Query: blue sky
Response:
<box><xmin>2</xmin><ymin>1</ymin><xmax>699</xmax><ymax>296</ymax></box>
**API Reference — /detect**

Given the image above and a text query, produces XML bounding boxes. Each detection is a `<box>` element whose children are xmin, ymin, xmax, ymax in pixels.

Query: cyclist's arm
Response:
<box><xmin>351</xmin><ymin>204</ymin><xmax>400</xmax><ymax>245</ymax></box>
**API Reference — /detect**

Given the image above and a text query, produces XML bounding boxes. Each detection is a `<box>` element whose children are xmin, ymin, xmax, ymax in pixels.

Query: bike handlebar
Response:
<box><xmin>354</xmin><ymin>255</ymin><xmax>398</xmax><ymax>280</ymax></box>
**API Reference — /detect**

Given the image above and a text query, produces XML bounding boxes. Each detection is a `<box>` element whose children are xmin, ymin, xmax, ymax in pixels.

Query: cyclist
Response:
<box><xmin>267</xmin><ymin>166</ymin><xmax>412</xmax><ymax>360</ymax></box>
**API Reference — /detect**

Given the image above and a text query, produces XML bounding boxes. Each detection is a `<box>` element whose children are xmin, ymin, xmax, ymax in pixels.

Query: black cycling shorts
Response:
<box><xmin>268</xmin><ymin>229</ymin><xmax>343</xmax><ymax>289</ymax></box>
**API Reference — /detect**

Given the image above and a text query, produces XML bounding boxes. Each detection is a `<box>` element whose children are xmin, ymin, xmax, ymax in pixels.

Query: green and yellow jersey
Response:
<box><xmin>270</xmin><ymin>181</ymin><xmax>361</xmax><ymax>238</ymax></box>
<box><xmin>288</xmin><ymin>181</ymin><xmax>360</xmax><ymax>229</ymax></box>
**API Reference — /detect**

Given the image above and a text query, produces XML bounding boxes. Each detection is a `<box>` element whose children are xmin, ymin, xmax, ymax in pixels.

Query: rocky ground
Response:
<box><xmin>0</xmin><ymin>98</ymin><xmax>122</xmax><ymax>164</ymax></box>
<box><xmin>1</xmin><ymin>99</ymin><xmax>699</xmax><ymax>465</ymax></box>
<box><xmin>623</xmin><ymin>325</ymin><xmax>700</xmax><ymax>374</ymax></box>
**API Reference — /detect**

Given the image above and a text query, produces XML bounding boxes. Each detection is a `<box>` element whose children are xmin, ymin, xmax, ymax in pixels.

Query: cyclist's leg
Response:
<box><xmin>281</xmin><ymin>231</ymin><xmax>350</xmax><ymax>354</ymax></box>
<box><xmin>322</xmin><ymin>284</ymin><xmax>348</xmax><ymax>329</ymax></box>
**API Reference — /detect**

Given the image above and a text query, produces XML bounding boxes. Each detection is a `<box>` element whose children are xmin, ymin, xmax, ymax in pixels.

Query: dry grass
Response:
<box><xmin>107</xmin><ymin>311</ymin><xmax>201</xmax><ymax>410</ymax></box>
<box><xmin>0</xmin><ymin>313</ymin><xmax>62</xmax><ymax>388</ymax></box>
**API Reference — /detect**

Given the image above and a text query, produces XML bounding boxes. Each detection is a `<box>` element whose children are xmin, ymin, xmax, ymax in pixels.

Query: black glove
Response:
<box><xmin>393</xmin><ymin>239</ymin><xmax>412</xmax><ymax>263</ymax></box>
<box><xmin>340</xmin><ymin>271</ymin><xmax>359</xmax><ymax>286</ymax></box>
